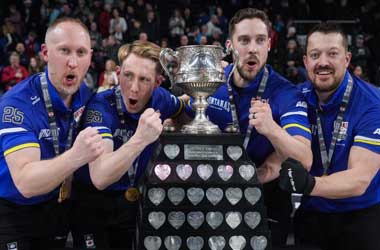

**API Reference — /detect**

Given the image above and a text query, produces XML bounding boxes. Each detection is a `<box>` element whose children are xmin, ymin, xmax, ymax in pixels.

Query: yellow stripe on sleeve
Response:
<box><xmin>354</xmin><ymin>139</ymin><xmax>380</xmax><ymax>146</ymax></box>
<box><xmin>283</xmin><ymin>123</ymin><xmax>311</xmax><ymax>134</ymax></box>
<box><xmin>101</xmin><ymin>133</ymin><xmax>113</xmax><ymax>138</ymax></box>
<box><xmin>171</xmin><ymin>98</ymin><xmax>185</xmax><ymax>118</ymax></box>
<box><xmin>4</xmin><ymin>143</ymin><xmax>40</xmax><ymax>156</ymax></box>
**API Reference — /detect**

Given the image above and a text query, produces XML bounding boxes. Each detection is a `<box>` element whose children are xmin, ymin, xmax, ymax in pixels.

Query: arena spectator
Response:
<box><xmin>1</xmin><ymin>52</ymin><xmax>29</xmax><ymax>91</ymax></box>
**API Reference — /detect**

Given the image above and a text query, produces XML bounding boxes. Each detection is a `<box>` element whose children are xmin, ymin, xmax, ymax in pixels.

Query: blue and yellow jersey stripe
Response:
<box><xmin>4</xmin><ymin>143</ymin><xmax>40</xmax><ymax>156</ymax></box>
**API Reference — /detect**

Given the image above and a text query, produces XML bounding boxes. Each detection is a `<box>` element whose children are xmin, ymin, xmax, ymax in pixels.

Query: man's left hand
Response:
<box><xmin>278</xmin><ymin>158</ymin><xmax>316</xmax><ymax>195</ymax></box>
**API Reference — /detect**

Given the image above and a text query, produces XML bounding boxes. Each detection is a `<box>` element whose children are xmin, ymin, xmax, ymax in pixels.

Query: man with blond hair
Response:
<box><xmin>71</xmin><ymin>40</ymin><xmax>186</xmax><ymax>249</ymax></box>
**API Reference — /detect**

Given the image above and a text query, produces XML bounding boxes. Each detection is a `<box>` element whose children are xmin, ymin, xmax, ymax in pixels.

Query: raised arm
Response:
<box><xmin>88</xmin><ymin>108</ymin><xmax>163</xmax><ymax>190</ymax></box>
<box><xmin>6</xmin><ymin>127</ymin><xmax>104</xmax><ymax>198</ymax></box>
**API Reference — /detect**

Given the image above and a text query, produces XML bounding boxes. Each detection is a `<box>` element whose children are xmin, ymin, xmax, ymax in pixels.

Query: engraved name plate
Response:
<box><xmin>184</xmin><ymin>144</ymin><xmax>223</xmax><ymax>161</ymax></box>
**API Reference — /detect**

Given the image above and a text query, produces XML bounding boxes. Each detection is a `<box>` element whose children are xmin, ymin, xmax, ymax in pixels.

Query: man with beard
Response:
<box><xmin>205</xmin><ymin>8</ymin><xmax>312</xmax><ymax>246</ymax></box>
<box><xmin>279</xmin><ymin>22</ymin><xmax>380</xmax><ymax>250</ymax></box>
<box><xmin>0</xmin><ymin>18</ymin><xmax>104</xmax><ymax>250</ymax></box>
<box><xmin>71</xmin><ymin>40</ymin><xmax>187</xmax><ymax>249</ymax></box>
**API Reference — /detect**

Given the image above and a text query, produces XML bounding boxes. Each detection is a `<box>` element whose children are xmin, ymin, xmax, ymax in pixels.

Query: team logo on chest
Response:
<box><xmin>336</xmin><ymin>121</ymin><xmax>349</xmax><ymax>141</ymax></box>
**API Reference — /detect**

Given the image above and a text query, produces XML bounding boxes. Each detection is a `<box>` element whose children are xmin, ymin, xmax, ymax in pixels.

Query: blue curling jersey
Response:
<box><xmin>206</xmin><ymin>64</ymin><xmax>311</xmax><ymax>166</ymax></box>
<box><xmin>0</xmin><ymin>70</ymin><xmax>92</xmax><ymax>205</ymax></box>
<box><xmin>299</xmin><ymin>72</ymin><xmax>380</xmax><ymax>212</ymax></box>
<box><xmin>75</xmin><ymin>86</ymin><xmax>184</xmax><ymax>191</ymax></box>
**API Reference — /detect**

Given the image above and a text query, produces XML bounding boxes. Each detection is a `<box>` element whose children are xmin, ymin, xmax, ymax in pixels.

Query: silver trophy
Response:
<box><xmin>160</xmin><ymin>45</ymin><xmax>236</xmax><ymax>134</ymax></box>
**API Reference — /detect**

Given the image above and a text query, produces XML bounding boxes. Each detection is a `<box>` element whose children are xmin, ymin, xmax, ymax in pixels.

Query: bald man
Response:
<box><xmin>0</xmin><ymin>18</ymin><xmax>103</xmax><ymax>250</ymax></box>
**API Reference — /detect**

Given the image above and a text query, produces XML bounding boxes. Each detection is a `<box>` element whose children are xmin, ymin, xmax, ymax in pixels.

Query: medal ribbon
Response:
<box><xmin>40</xmin><ymin>73</ymin><xmax>75</xmax><ymax>202</ymax></box>
<box><xmin>226</xmin><ymin>66</ymin><xmax>269</xmax><ymax>149</ymax></box>
<box><xmin>115</xmin><ymin>87</ymin><xmax>139</xmax><ymax>187</ymax></box>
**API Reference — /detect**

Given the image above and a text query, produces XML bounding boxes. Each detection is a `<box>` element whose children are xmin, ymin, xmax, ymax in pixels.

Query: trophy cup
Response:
<box><xmin>159</xmin><ymin>45</ymin><xmax>227</xmax><ymax>134</ymax></box>
<box><xmin>136</xmin><ymin>46</ymin><xmax>272</xmax><ymax>250</ymax></box>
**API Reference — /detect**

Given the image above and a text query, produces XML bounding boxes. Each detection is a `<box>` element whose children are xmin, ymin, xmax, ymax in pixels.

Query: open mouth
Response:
<box><xmin>65</xmin><ymin>74</ymin><xmax>76</xmax><ymax>83</ymax></box>
<box><xmin>246</xmin><ymin>59</ymin><xmax>258</xmax><ymax>69</ymax></box>
<box><xmin>129</xmin><ymin>98</ymin><xmax>138</xmax><ymax>105</ymax></box>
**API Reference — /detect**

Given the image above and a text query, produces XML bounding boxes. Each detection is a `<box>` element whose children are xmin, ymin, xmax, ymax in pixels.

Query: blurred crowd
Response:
<box><xmin>1</xmin><ymin>0</ymin><xmax>380</xmax><ymax>95</ymax></box>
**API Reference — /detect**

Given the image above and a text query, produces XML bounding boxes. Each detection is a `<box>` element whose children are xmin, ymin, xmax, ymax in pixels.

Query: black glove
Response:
<box><xmin>278</xmin><ymin>158</ymin><xmax>316</xmax><ymax>195</ymax></box>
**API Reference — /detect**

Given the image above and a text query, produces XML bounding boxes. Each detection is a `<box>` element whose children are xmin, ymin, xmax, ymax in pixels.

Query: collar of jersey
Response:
<box><xmin>308</xmin><ymin>70</ymin><xmax>350</xmax><ymax>111</ymax></box>
<box><xmin>225</xmin><ymin>64</ymin><xmax>267</xmax><ymax>95</ymax></box>
<box><xmin>44</xmin><ymin>68</ymin><xmax>83</xmax><ymax>114</ymax></box>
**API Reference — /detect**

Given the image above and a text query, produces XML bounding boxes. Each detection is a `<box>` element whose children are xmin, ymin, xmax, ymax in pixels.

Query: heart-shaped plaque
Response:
<box><xmin>154</xmin><ymin>164</ymin><xmax>171</xmax><ymax>181</ymax></box>
<box><xmin>206</xmin><ymin>211</ymin><xmax>224</xmax><ymax>229</ymax></box>
<box><xmin>164</xmin><ymin>236</ymin><xmax>182</xmax><ymax>250</ymax></box>
<box><xmin>148</xmin><ymin>188</ymin><xmax>165</xmax><ymax>206</ymax></box>
<box><xmin>148</xmin><ymin>211</ymin><xmax>166</xmax><ymax>230</ymax></box>
<box><xmin>217</xmin><ymin>165</ymin><xmax>233</xmax><ymax>181</ymax></box>
<box><xmin>244</xmin><ymin>212</ymin><xmax>261</xmax><ymax>229</ymax></box>
<box><xmin>176</xmin><ymin>164</ymin><xmax>192</xmax><ymax>181</ymax></box>
<box><xmin>250</xmin><ymin>236</ymin><xmax>267</xmax><ymax>250</ymax></box>
<box><xmin>229</xmin><ymin>236</ymin><xmax>246</xmax><ymax>250</ymax></box>
<box><xmin>167</xmin><ymin>188</ymin><xmax>185</xmax><ymax>206</ymax></box>
<box><xmin>244</xmin><ymin>187</ymin><xmax>261</xmax><ymax>205</ymax></box>
<box><xmin>208</xmin><ymin>236</ymin><xmax>225</xmax><ymax>250</ymax></box>
<box><xmin>187</xmin><ymin>211</ymin><xmax>204</xmax><ymax>229</ymax></box>
<box><xmin>227</xmin><ymin>146</ymin><xmax>243</xmax><ymax>161</ymax></box>
<box><xmin>168</xmin><ymin>211</ymin><xmax>185</xmax><ymax>229</ymax></box>
<box><xmin>164</xmin><ymin>144</ymin><xmax>180</xmax><ymax>160</ymax></box>
<box><xmin>187</xmin><ymin>236</ymin><xmax>204</xmax><ymax>250</ymax></box>
<box><xmin>239</xmin><ymin>164</ymin><xmax>255</xmax><ymax>181</ymax></box>
<box><xmin>197</xmin><ymin>164</ymin><xmax>213</xmax><ymax>181</ymax></box>
<box><xmin>225</xmin><ymin>212</ymin><xmax>242</xmax><ymax>229</ymax></box>
<box><xmin>144</xmin><ymin>236</ymin><xmax>162</xmax><ymax>250</ymax></box>
<box><xmin>225</xmin><ymin>188</ymin><xmax>242</xmax><ymax>205</ymax></box>
<box><xmin>187</xmin><ymin>187</ymin><xmax>204</xmax><ymax>206</ymax></box>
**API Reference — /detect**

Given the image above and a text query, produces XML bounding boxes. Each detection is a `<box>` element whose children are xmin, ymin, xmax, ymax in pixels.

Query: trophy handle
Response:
<box><xmin>159</xmin><ymin>48</ymin><xmax>179</xmax><ymax>89</ymax></box>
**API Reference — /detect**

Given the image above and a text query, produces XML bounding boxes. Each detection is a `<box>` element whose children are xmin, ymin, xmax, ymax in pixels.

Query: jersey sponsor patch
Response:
<box><xmin>74</xmin><ymin>106</ymin><xmax>85</xmax><ymax>123</ymax></box>
<box><xmin>2</xmin><ymin>107</ymin><xmax>24</xmax><ymax>125</ymax></box>
<box><xmin>30</xmin><ymin>95</ymin><xmax>41</xmax><ymax>105</ymax></box>
<box><xmin>207</xmin><ymin>96</ymin><xmax>231</xmax><ymax>112</ymax></box>
<box><xmin>296</xmin><ymin>101</ymin><xmax>307</xmax><ymax>108</ymax></box>
<box><xmin>337</xmin><ymin>121</ymin><xmax>349</xmax><ymax>141</ymax></box>
<box><xmin>86</xmin><ymin>110</ymin><xmax>103</xmax><ymax>123</ymax></box>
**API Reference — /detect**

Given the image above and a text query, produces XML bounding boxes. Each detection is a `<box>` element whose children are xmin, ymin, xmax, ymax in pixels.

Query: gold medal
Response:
<box><xmin>58</xmin><ymin>176</ymin><xmax>73</xmax><ymax>203</ymax></box>
<box><xmin>125</xmin><ymin>187</ymin><xmax>140</xmax><ymax>202</ymax></box>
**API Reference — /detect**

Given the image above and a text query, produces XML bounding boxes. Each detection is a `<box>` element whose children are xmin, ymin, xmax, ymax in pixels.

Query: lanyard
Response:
<box><xmin>115</xmin><ymin>87</ymin><xmax>139</xmax><ymax>187</ymax></box>
<box><xmin>316</xmin><ymin>75</ymin><xmax>353</xmax><ymax>175</ymax></box>
<box><xmin>40</xmin><ymin>73</ymin><xmax>75</xmax><ymax>202</ymax></box>
<box><xmin>40</xmin><ymin>73</ymin><xmax>75</xmax><ymax>155</ymax></box>
<box><xmin>226</xmin><ymin>66</ymin><xmax>269</xmax><ymax>149</ymax></box>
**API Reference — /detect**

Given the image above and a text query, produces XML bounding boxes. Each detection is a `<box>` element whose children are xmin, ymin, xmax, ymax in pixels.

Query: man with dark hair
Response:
<box><xmin>71</xmin><ymin>40</ymin><xmax>187</xmax><ymax>249</ymax></box>
<box><xmin>279</xmin><ymin>22</ymin><xmax>380</xmax><ymax>250</ymax></box>
<box><xmin>0</xmin><ymin>17</ymin><xmax>103</xmax><ymax>250</ymax></box>
<box><xmin>205</xmin><ymin>8</ymin><xmax>313</xmax><ymax>246</ymax></box>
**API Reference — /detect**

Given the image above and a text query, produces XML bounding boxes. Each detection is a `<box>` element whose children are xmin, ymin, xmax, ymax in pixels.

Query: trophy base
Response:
<box><xmin>181</xmin><ymin>119</ymin><xmax>221</xmax><ymax>134</ymax></box>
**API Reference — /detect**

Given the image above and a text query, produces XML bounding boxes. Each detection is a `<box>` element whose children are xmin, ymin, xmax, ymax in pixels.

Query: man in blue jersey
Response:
<box><xmin>205</xmin><ymin>8</ymin><xmax>312</xmax><ymax>246</ymax></box>
<box><xmin>0</xmin><ymin>18</ymin><xmax>104</xmax><ymax>250</ymax></box>
<box><xmin>71</xmin><ymin>40</ymin><xmax>186</xmax><ymax>249</ymax></box>
<box><xmin>279</xmin><ymin>22</ymin><xmax>380</xmax><ymax>250</ymax></box>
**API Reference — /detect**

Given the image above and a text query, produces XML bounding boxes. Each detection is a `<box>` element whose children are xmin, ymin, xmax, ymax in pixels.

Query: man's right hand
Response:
<box><xmin>71</xmin><ymin>127</ymin><xmax>104</xmax><ymax>165</ymax></box>
<box><xmin>134</xmin><ymin>108</ymin><xmax>163</xmax><ymax>145</ymax></box>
